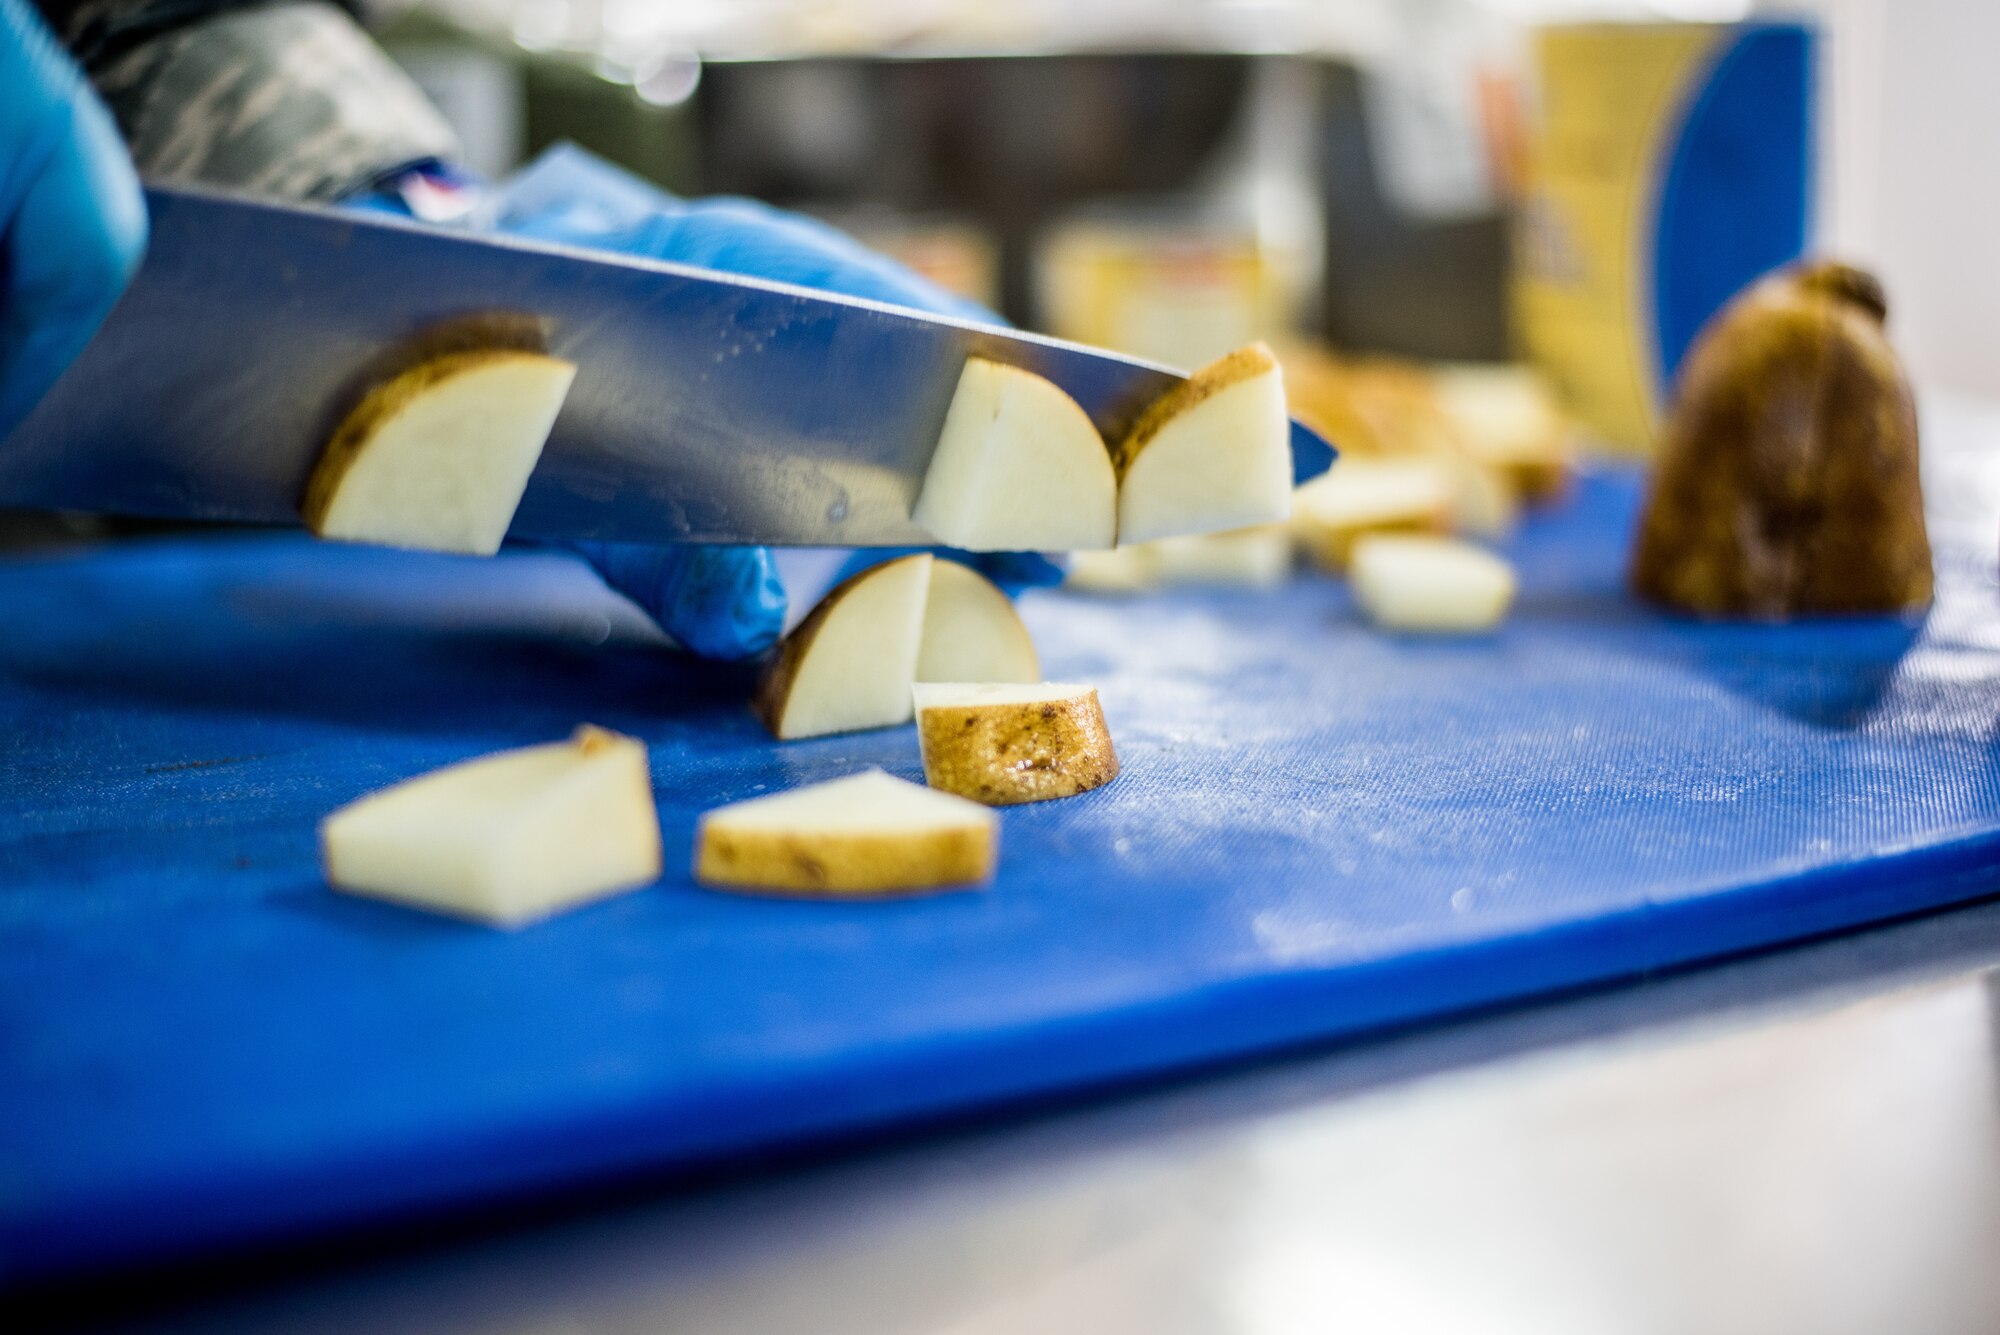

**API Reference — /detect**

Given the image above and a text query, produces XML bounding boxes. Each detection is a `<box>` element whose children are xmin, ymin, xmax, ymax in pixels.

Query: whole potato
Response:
<box><xmin>1629</xmin><ymin>262</ymin><xmax>1930</xmax><ymax>618</ymax></box>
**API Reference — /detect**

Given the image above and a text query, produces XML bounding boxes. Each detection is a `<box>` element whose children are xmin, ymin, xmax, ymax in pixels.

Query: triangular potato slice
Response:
<box><xmin>916</xmin><ymin>559</ymin><xmax>1040</xmax><ymax>685</ymax></box>
<box><xmin>1113</xmin><ymin>342</ymin><xmax>1292</xmax><ymax>544</ymax></box>
<box><xmin>913</xmin><ymin>357</ymin><xmax>1117</xmax><ymax>551</ymax></box>
<box><xmin>304</xmin><ymin>349</ymin><xmax>576</xmax><ymax>555</ymax></box>
<box><xmin>755</xmin><ymin>554</ymin><xmax>934</xmax><ymax>739</ymax></box>
<box><xmin>695</xmin><ymin>769</ymin><xmax>996</xmax><ymax>895</ymax></box>
<box><xmin>914</xmin><ymin>682</ymin><xmax>1118</xmax><ymax>806</ymax></box>
<box><xmin>321</xmin><ymin>725</ymin><xmax>662</xmax><ymax>926</ymax></box>
<box><xmin>1349</xmin><ymin>534</ymin><xmax>1516</xmax><ymax>633</ymax></box>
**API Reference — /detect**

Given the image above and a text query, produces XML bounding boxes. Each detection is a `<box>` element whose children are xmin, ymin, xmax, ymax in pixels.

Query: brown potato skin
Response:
<box><xmin>693</xmin><ymin>825</ymin><xmax>994</xmax><ymax>896</ymax></box>
<box><xmin>751</xmin><ymin>555</ymin><xmax>927</xmax><ymax>739</ymax></box>
<box><xmin>1113</xmin><ymin>342</ymin><xmax>1278</xmax><ymax>479</ymax></box>
<box><xmin>1630</xmin><ymin>262</ymin><xmax>1930</xmax><ymax>619</ymax></box>
<box><xmin>918</xmin><ymin>692</ymin><xmax>1120</xmax><ymax>806</ymax></box>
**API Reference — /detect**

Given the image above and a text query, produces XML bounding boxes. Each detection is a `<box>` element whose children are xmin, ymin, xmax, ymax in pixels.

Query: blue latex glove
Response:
<box><xmin>0</xmin><ymin>0</ymin><xmax>148</xmax><ymax>439</ymax></box>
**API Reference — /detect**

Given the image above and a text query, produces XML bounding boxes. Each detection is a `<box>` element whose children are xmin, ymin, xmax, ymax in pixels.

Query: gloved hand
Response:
<box><xmin>451</xmin><ymin>144</ymin><xmax>1060</xmax><ymax>656</ymax></box>
<box><xmin>0</xmin><ymin>0</ymin><xmax>147</xmax><ymax>439</ymax></box>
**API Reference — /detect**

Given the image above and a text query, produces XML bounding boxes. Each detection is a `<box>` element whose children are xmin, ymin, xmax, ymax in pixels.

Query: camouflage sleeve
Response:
<box><xmin>32</xmin><ymin>0</ymin><xmax>459</xmax><ymax>203</ymax></box>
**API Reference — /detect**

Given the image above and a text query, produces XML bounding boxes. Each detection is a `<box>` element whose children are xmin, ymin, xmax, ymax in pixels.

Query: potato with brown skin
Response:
<box><xmin>1630</xmin><ymin>261</ymin><xmax>1930</xmax><ymax>618</ymax></box>
<box><xmin>694</xmin><ymin>770</ymin><xmax>996</xmax><ymax>896</ymax></box>
<box><xmin>914</xmin><ymin>683</ymin><xmax>1119</xmax><ymax>806</ymax></box>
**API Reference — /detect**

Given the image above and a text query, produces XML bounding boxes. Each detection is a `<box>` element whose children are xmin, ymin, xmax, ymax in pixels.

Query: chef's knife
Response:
<box><xmin>0</xmin><ymin>186</ymin><xmax>1334</xmax><ymax>546</ymax></box>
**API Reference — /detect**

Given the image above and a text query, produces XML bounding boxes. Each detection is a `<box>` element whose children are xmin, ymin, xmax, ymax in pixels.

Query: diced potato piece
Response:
<box><xmin>304</xmin><ymin>349</ymin><xmax>576</xmax><ymax>555</ymax></box>
<box><xmin>1114</xmin><ymin>343</ymin><xmax>1292</xmax><ymax>544</ymax></box>
<box><xmin>914</xmin><ymin>682</ymin><xmax>1119</xmax><ymax>806</ymax></box>
<box><xmin>913</xmin><ymin>357</ymin><xmax>1117</xmax><ymax>551</ymax></box>
<box><xmin>1349</xmin><ymin>535</ymin><xmax>1516</xmax><ymax>633</ymax></box>
<box><xmin>321</xmin><ymin>726</ymin><xmax>662</xmax><ymax>926</ymax></box>
<box><xmin>1291</xmin><ymin>458</ymin><xmax>1454</xmax><ymax>570</ymax></box>
<box><xmin>694</xmin><ymin>769</ymin><xmax>996</xmax><ymax>895</ymax></box>
<box><xmin>1151</xmin><ymin>524</ymin><xmax>1292</xmax><ymax>588</ymax></box>
<box><xmin>917</xmin><ymin>559</ymin><xmax>1039</xmax><ymax>685</ymax></box>
<box><xmin>1064</xmin><ymin>546</ymin><xmax>1162</xmax><ymax>595</ymax></box>
<box><xmin>756</xmin><ymin>554</ymin><xmax>934</xmax><ymax>740</ymax></box>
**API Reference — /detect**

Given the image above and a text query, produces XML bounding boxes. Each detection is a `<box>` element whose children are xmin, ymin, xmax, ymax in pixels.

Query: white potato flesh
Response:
<box><xmin>695</xmin><ymin>769</ymin><xmax>997</xmax><ymax>894</ymax></box>
<box><xmin>1150</xmin><ymin>525</ymin><xmax>1292</xmax><ymax>588</ymax></box>
<box><xmin>916</xmin><ymin>559</ymin><xmax>1040</xmax><ymax>684</ymax></box>
<box><xmin>1349</xmin><ymin>535</ymin><xmax>1517</xmax><ymax>633</ymax></box>
<box><xmin>761</xmin><ymin>554</ymin><xmax>934</xmax><ymax>739</ymax></box>
<box><xmin>322</xmin><ymin>726</ymin><xmax>662</xmax><ymax>926</ymax></box>
<box><xmin>307</xmin><ymin>351</ymin><xmax>577</xmax><ymax>556</ymax></box>
<box><xmin>1293</xmin><ymin>457</ymin><xmax>1456</xmax><ymax>531</ymax></box>
<box><xmin>1116</xmin><ymin>348</ymin><xmax>1292</xmax><ymax>544</ymax></box>
<box><xmin>913</xmin><ymin>357</ymin><xmax>1117</xmax><ymax>551</ymax></box>
<box><xmin>1063</xmin><ymin>545</ymin><xmax>1161</xmax><ymax>594</ymax></box>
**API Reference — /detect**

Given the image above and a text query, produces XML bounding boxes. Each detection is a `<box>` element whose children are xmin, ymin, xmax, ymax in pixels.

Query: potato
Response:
<box><xmin>913</xmin><ymin>357</ymin><xmax>1117</xmax><ymax>551</ymax></box>
<box><xmin>1063</xmin><ymin>545</ymin><xmax>1162</xmax><ymax>595</ymax></box>
<box><xmin>917</xmin><ymin>559</ymin><xmax>1040</xmax><ymax>685</ymax></box>
<box><xmin>755</xmin><ymin>554</ymin><xmax>934</xmax><ymax>740</ymax></box>
<box><xmin>694</xmin><ymin>769</ymin><xmax>996</xmax><ymax>896</ymax></box>
<box><xmin>1114</xmin><ymin>343</ymin><xmax>1292</xmax><ymax>544</ymax></box>
<box><xmin>1291</xmin><ymin>458</ymin><xmax>1455</xmax><ymax>571</ymax></box>
<box><xmin>321</xmin><ymin>726</ymin><xmax>662</xmax><ymax>926</ymax></box>
<box><xmin>1630</xmin><ymin>262</ymin><xmax>1930</xmax><ymax>618</ymax></box>
<box><xmin>757</xmin><ymin>555</ymin><xmax>1045</xmax><ymax>740</ymax></box>
<box><xmin>914</xmin><ymin>682</ymin><xmax>1119</xmax><ymax>806</ymax></box>
<box><xmin>1150</xmin><ymin>525</ymin><xmax>1292</xmax><ymax>588</ymax></box>
<box><xmin>1350</xmin><ymin>535</ymin><xmax>1516</xmax><ymax>633</ymax></box>
<box><xmin>303</xmin><ymin>349</ymin><xmax>576</xmax><ymax>555</ymax></box>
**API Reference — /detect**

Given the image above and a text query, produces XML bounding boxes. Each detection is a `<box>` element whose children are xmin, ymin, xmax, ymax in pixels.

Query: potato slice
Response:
<box><xmin>916</xmin><ymin>559</ymin><xmax>1040</xmax><ymax>685</ymax></box>
<box><xmin>304</xmin><ymin>349</ymin><xmax>576</xmax><ymax>555</ymax></box>
<box><xmin>914</xmin><ymin>681</ymin><xmax>1119</xmax><ymax>806</ymax></box>
<box><xmin>1113</xmin><ymin>343</ymin><xmax>1292</xmax><ymax>544</ymax></box>
<box><xmin>1291</xmin><ymin>458</ymin><xmax>1455</xmax><ymax>570</ymax></box>
<box><xmin>1063</xmin><ymin>546</ymin><xmax>1161</xmax><ymax>595</ymax></box>
<box><xmin>756</xmin><ymin>554</ymin><xmax>934</xmax><ymax>740</ymax></box>
<box><xmin>1349</xmin><ymin>535</ymin><xmax>1516</xmax><ymax>633</ymax></box>
<box><xmin>695</xmin><ymin>769</ymin><xmax>996</xmax><ymax>895</ymax></box>
<box><xmin>913</xmin><ymin>357</ymin><xmax>1117</xmax><ymax>551</ymax></box>
<box><xmin>1151</xmin><ymin>524</ymin><xmax>1292</xmax><ymax>588</ymax></box>
<box><xmin>321</xmin><ymin>725</ymin><xmax>661</xmax><ymax>926</ymax></box>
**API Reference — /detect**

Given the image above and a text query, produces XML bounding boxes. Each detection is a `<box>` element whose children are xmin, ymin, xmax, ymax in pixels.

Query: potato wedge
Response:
<box><xmin>304</xmin><ymin>349</ymin><xmax>576</xmax><ymax>555</ymax></box>
<box><xmin>913</xmin><ymin>357</ymin><xmax>1117</xmax><ymax>551</ymax></box>
<box><xmin>755</xmin><ymin>554</ymin><xmax>934</xmax><ymax>740</ymax></box>
<box><xmin>1114</xmin><ymin>342</ymin><xmax>1292</xmax><ymax>544</ymax></box>
<box><xmin>1290</xmin><ymin>458</ymin><xmax>1455</xmax><ymax>571</ymax></box>
<box><xmin>1430</xmin><ymin>364</ymin><xmax>1572</xmax><ymax>504</ymax></box>
<box><xmin>914</xmin><ymin>682</ymin><xmax>1119</xmax><ymax>806</ymax></box>
<box><xmin>916</xmin><ymin>559</ymin><xmax>1040</xmax><ymax>685</ymax></box>
<box><xmin>1350</xmin><ymin>535</ymin><xmax>1516</xmax><ymax>633</ymax></box>
<box><xmin>321</xmin><ymin>725</ymin><xmax>661</xmax><ymax>926</ymax></box>
<box><xmin>695</xmin><ymin>769</ymin><xmax>996</xmax><ymax>895</ymax></box>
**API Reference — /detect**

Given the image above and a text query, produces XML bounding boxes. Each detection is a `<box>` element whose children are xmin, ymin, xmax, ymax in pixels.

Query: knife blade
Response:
<box><xmin>0</xmin><ymin>186</ymin><xmax>1333</xmax><ymax>547</ymax></box>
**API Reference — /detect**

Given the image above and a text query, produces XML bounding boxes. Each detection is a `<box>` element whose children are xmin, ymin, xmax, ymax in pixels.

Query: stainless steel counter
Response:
<box><xmin>82</xmin><ymin>890</ymin><xmax>2000</xmax><ymax>1335</ymax></box>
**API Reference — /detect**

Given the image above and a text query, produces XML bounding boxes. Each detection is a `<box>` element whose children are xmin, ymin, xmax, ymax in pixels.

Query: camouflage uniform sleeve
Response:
<box><xmin>32</xmin><ymin>0</ymin><xmax>460</xmax><ymax>203</ymax></box>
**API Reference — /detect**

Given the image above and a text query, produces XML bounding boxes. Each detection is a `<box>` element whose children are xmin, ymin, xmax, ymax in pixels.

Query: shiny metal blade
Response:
<box><xmin>0</xmin><ymin>186</ymin><xmax>1333</xmax><ymax>546</ymax></box>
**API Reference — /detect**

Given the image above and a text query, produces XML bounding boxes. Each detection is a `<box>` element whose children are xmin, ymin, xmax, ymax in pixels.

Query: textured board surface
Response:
<box><xmin>6</xmin><ymin>418</ymin><xmax>2000</xmax><ymax>1284</ymax></box>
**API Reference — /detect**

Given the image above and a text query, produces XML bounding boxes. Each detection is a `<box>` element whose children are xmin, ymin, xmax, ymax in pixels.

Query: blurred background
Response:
<box><xmin>363</xmin><ymin>0</ymin><xmax>1996</xmax><ymax>430</ymax></box>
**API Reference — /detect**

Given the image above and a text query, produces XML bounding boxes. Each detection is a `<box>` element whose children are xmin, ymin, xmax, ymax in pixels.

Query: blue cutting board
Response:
<box><xmin>5</xmin><ymin>448</ymin><xmax>2000</xmax><ymax>1285</ymax></box>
